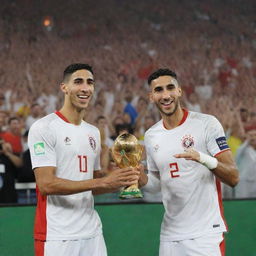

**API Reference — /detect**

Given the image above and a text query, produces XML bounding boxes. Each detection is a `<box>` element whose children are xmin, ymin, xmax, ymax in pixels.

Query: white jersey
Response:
<box><xmin>28</xmin><ymin>112</ymin><xmax>102</xmax><ymax>241</ymax></box>
<box><xmin>144</xmin><ymin>110</ymin><xmax>229</xmax><ymax>242</ymax></box>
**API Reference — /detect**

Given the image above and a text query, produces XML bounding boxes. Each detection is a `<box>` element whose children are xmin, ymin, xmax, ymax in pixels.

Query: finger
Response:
<box><xmin>174</xmin><ymin>153</ymin><xmax>188</xmax><ymax>158</ymax></box>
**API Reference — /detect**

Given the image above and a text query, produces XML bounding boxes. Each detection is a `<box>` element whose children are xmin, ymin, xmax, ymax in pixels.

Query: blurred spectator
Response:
<box><xmin>0</xmin><ymin>94</ymin><xmax>8</xmax><ymax>112</ymax></box>
<box><xmin>124</xmin><ymin>90</ymin><xmax>138</xmax><ymax>126</ymax></box>
<box><xmin>1</xmin><ymin>117</ymin><xmax>23</xmax><ymax>154</ymax></box>
<box><xmin>235</xmin><ymin>129</ymin><xmax>256</xmax><ymax>198</ymax></box>
<box><xmin>96</xmin><ymin>115</ymin><xmax>114</xmax><ymax>148</ymax></box>
<box><xmin>25</xmin><ymin>103</ymin><xmax>43</xmax><ymax>130</ymax></box>
<box><xmin>0</xmin><ymin>139</ymin><xmax>22</xmax><ymax>203</ymax></box>
<box><xmin>183</xmin><ymin>92</ymin><xmax>202</xmax><ymax>112</ymax></box>
<box><xmin>17</xmin><ymin>130</ymin><xmax>35</xmax><ymax>183</ymax></box>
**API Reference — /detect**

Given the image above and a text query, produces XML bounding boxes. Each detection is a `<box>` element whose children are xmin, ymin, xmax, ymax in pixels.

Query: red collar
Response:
<box><xmin>55</xmin><ymin>111</ymin><xmax>70</xmax><ymax>123</ymax></box>
<box><xmin>163</xmin><ymin>109</ymin><xmax>188</xmax><ymax>129</ymax></box>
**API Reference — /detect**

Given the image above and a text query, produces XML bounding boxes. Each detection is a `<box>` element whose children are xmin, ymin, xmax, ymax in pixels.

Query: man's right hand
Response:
<box><xmin>101</xmin><ymin>167</ymin><xmax>140</xmax><ymax>190</ymax></box>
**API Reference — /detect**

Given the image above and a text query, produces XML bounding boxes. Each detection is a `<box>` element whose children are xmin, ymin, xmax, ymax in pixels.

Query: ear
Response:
<box><xmin>177</xmin><ymin>87</ymin><xmax>182</xmax><ymax>97</ymax></box>
<box><xmin>60</xmin><ymin>83</ymin><xmax>68</xmax><ymax>94</ymax></box>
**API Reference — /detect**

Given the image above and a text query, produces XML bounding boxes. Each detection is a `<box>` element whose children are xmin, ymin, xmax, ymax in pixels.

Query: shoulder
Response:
<box><xmin>144</xmin><ymin>120</ymin><xmax>163</xmax><ymax>139</ymax></box>
<box><xmin>81</xmin><ymin>121</ymin><xmax>100</xmax><ymax>136</ymax></box>
<box><xmin>188</xmin><ymin>111</ymin><xmax>220</xmax><ymax>126</ymax></box>
<box><xmin>30</xmin><ymin>113</ymin><xmax>58</xmax><ymax>130</ymax></box>
<box><xmin>29</xmin><ymin>113</ymin><xmax>59</xmax><ymax>138</ymax></box>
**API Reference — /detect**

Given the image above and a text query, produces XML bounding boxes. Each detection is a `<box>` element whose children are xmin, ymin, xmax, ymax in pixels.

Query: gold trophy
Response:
<box><xmin>111</xmin><ymin>133</ymin><xmax>143</xmax><ymax>199</ymax></box>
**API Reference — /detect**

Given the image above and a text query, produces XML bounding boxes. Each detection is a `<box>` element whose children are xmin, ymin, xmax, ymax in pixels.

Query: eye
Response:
<box><xmin>154</xmin><ymin>87</ymin><xmax>163</xmax><ymax>92</ymax></box>
<box><xmin>87</xmin><ymin>79</ymin><xmax>95</xmax><ymax>85</ymax></box>
<box><xmin>74</xmin><ymin>78</ymin><xmax>83</xmax><ymax>84</ymax></box>
<box><xmin>167</xmin><ymin>84</ymin><xmax>176</xmax><ymax>90</ymax></box>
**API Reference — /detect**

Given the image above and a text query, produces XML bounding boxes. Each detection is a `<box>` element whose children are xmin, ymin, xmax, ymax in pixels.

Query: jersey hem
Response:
<box><xmin>160</xmin><ymin>228</ymin><xmax>227</xmax><ymax>242</ymax></box>
<box><xmin>34</xmin><ymin>230</ymin><xmax>103</xmax><ymax>241</ymax></box>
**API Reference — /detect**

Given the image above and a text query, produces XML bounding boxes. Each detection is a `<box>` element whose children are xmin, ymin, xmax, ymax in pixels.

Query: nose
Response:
<box><xmin>80</xmin><ymin>82</ymin><xmax>90</xmax><ymax>92</ymax></box>
<box><xmin>162</xmin><ymin>89</ymin><xmax>170</xmax><ymax>99</ymax></box>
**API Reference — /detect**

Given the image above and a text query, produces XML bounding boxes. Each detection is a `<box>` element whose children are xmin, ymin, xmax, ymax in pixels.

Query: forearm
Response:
<box><xmin>37</xmin><ymin>176</ymin><xmax>107</xmax><ymax>196</ymax></box>
<box><xmin>212</xmin><ymin>162</ymin><xmax>239</xmax><ymax>187</ymax></box>
<box><xmin>175</xmin><ymin>149</ymin><xmax>239</xmax><ymax>187</ymax></box>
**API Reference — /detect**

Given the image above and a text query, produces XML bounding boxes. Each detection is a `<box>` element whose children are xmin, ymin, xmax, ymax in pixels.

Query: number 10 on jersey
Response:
<box><xmin>78</xmin><ymin>155</ymin><xmax>87</xmax><ymax>172</ymax></box>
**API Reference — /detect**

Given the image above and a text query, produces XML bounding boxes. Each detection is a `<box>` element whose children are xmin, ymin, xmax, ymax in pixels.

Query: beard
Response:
<box><xmin>156</xmin><ymin>100</ymin><xmax>179</xmax><ymax>117</ymax></box>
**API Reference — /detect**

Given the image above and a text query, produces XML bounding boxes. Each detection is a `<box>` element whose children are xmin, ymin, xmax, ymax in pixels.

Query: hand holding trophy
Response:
<box><xmin>111</xmin><ymin>133</ymin><xmax>143</xmax><ymax>199</ymax></box>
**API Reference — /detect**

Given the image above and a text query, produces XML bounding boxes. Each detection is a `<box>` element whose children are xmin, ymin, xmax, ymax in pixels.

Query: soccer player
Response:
<box><xmin>28</xmin><ymin>63</ymin><xmax>139</xmax><ymax>256</ymax></box>
<box><xmin>139</xmin><ymin>68</ymin><xmax>239</xmax><ymax>256</ymax></box>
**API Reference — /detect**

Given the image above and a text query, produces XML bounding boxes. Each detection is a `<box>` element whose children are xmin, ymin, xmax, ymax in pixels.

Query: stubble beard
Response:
<box><xmin>156</xmin><ymin>100</ymin><xmax>179</xmax><ymax>117</ymax></box>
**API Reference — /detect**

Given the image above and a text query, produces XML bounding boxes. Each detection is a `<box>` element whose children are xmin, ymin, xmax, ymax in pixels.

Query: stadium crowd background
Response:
<box><xmin>0</xmin><ymin>0</ymin><xmax>255</xmax><ymax>204</ymax></box>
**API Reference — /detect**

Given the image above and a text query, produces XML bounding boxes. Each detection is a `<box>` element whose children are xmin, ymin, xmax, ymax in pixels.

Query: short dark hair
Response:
<box><xmin>63</xmin><ymin>63</ymin><xmax>94</xmax><ymax>82</ymax></box>
<box><xmin>148</xmin><ymin>68</ymin><xmax>177</xmax><ymax>85</ymax></box>
<box><xmin>8</xmin><ymin>116</ymin><xmax>19</xmax><ymax>125</ymax></box>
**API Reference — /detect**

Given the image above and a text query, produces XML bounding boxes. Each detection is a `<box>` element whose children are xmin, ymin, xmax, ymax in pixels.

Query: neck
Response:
<box><xmin>162</xmin><ymin>107</ymin><xmax>185</xmax><ymax>130</ymax></box>
<box><xmin>59</xmin><ymin>104</ymin><xmax>86</xmax><ymax>125</ymax></box>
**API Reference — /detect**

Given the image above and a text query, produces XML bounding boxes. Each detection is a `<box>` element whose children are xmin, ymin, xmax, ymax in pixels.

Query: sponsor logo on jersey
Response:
<box><xmin>216</xmin><ymin>136</ymin><xmax>229</xmax><ymax>150</ymax></box>
<box><xmin>64</xmin><ymin>137</ymin><xmax>71</xmax><ymax>145</ymax></box>
<box><xmin>89</xmin><ymin>136</ymin><xmax>96</xmax><ymax>151</ymax></box>
<box><xmin>181</xmin><ymin>135</ymin><xmax>194</xmax><ymax>149</ymax></box>
<box><xmin>34</xmin><ymin>142</ymin><xmax>45</xmax><ymax>155</ymax></box>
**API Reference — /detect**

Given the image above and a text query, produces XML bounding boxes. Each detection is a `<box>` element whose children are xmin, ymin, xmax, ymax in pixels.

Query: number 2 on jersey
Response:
<box><xmin>78</xmin><ymin>155</ymin><xmax>87</xmax><ymax>172</ymax></box>
<box><xmin>169</xmin><ymin>162</ymin><xmax>179</xmax><ymax>178</ymax></box>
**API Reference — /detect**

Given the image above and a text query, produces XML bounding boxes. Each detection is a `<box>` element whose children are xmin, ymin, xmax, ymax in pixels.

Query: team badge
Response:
<box><xmin>181</xmin><ymin>135</ymin><xmax>194</xmax><ymax>149</ymax></box>
<box><xmin>89</xmin><ymin>136</ymin><xmax>96</xmax><ymax>151</ymax></box>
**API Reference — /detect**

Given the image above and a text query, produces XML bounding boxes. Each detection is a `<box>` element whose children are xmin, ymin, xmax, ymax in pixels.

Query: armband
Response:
<box><xmin>199</xmin><ymin>152</ymin><xmax>218</xmax><ymax>170</ymax></box>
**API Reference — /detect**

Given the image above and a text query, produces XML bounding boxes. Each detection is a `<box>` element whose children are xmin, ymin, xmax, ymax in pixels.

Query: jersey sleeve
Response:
<box><xmin>204</xmin><ymin>115</ymin><xmax>230</xmax><ymax>157</ymax></box>
<box><xmin>93</xmin><ymin>129</ymin><xmax>101</xmax><ymax>171</ymax></box>
<box><xmin>144</xmin><ymin>133</ymin><xmax>159</xmax><ymax>173</ymax></box>
<box><xmin>28</xmin><ymin>121</ymin><xmax>57</xmax><ymax>169</ymax></box>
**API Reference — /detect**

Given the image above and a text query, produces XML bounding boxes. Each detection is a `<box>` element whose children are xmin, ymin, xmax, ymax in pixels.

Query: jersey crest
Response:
<box><xmin>89</xmin><ymin>136</ymin><xmax>96</xmax><ymax>151</ymax></box>
<box><xmin>181</xmin><ymin>134</ymin><xmax>194</xmax><ymax>149</ymax></box>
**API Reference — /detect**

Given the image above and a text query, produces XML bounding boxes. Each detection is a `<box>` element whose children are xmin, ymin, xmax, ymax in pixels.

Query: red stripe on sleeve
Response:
<box><xmin>214</xmin><ymin>149</ymin><xmax>231</xmax><ymax>157</ymax></box>
<box><xmin>216</xmin><ymin>179</ymin><xmax>228</xmax><ymax>232</ymax></box>
<box><xmin>34</xmin><ymin>186</ymin><xmax>47</xmax><ymax>241</ymax></box>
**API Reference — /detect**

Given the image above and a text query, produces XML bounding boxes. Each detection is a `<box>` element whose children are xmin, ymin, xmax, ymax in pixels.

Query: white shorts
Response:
<box><xmin>35</xmin><ymin>234</ymin><xmax>107</xmax><ymax>256</ymax></box>
<box><xmin>159</xmin><ymin>233</ymin><xmax>225</xmax><ymax>256</ymax></box>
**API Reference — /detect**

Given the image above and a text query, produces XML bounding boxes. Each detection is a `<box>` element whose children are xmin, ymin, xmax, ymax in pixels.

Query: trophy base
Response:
<box><xmin>119</xmin><ymin>189</ymin><xmax>143</xmax><ymax>199</ymax></box>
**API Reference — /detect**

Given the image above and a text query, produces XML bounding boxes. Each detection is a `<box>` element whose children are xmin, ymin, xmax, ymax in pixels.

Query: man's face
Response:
<box><xmin>9</xmin><ymin>119</ymin><xmax>21</xmax><ymax>134</ymax></box>
<box><xmin>61</xmin><ymin>69</ymin><xmax>95</xmax><ymax>111</ymax></box>
<box><xmin>149</xmin><ymin>75</ymin><xmax>182</xmax><ymax>117</ymax></box>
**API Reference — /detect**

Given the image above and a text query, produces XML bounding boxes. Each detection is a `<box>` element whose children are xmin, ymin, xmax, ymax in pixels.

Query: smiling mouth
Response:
<box><xmin>77</xmin><ymin>95</ymin><xmax>90</xmax><ymax>100</ymax></box>
<box><xmin>161</xmin><ymin>100</ymin><xmax>173</xmax><ymax>107</ymax></box>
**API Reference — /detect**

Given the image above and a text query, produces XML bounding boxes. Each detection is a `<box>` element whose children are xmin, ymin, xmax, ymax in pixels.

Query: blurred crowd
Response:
<box><xmin>0</xmin><ymin>0</ymin><xmax>255</xmax><ymax>203</ymax></box>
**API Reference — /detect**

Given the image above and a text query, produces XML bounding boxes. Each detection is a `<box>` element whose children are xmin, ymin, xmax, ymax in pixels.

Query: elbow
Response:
<box><xmin>37</xmin><ymin>183</ymin><xmax>54</xmax><ymax>196</ymax></box>
<box><xmin>230</xmin><ymin>175</ymin><xmax>239</xmax><ymax>188</ymax></box>
<box><xmin>229</xmin><ymin>169</ymin><xmax>240</xmax><ymax>188</ymax></box>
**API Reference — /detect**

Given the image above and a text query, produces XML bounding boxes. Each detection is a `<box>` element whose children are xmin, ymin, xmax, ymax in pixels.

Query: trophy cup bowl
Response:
<box><xmin>111</xmin><ymin>133</ymin><xmax>143</xmax><ymax>199</ymax></box>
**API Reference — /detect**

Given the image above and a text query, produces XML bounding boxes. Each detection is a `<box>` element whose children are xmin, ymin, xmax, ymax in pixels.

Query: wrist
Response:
<box><xmin>198</xmin><ymin>152</ymin><xmax>218</xmax><ymax>170</ymax></box>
